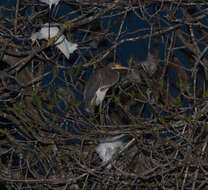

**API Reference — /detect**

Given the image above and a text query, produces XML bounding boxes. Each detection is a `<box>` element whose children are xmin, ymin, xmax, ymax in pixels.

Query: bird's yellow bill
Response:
<box><xmin>64</xmin><ymin>21</ymin><xmax>71</xmax><ymax>31</ymax></box>
<box><xmin>114</xmin><ymin>64</ymin><xmax>129</xmax><ymax>70</ymax></box>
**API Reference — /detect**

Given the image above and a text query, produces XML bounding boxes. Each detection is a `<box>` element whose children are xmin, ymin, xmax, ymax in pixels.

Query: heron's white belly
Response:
<box><xmin>94</xmin><ymin>88</ymin><xmax>108</xmax><ymax>106</ymax></box>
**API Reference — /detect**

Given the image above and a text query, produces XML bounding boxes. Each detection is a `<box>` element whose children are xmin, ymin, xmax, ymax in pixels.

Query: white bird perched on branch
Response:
<box><xmin>31</xmin><ymin>23</ymin><xmax>78</xmax><ymax>59</ymax></box>
<box><xmin>39</xmin><ymin>0</ymin><xmax>61</xmax><ymax>9</ymax></box>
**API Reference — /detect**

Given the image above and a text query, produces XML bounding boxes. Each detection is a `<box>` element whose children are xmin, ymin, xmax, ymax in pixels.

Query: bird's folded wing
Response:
<box><xmin>84</xmin><ymin>72</ymin><xmax>101</xmax><ymax>103</ymax></box>
<box><xmin>65</xmin><ymin>39</ymin><xmax>78</xmax><ymax>54</ymax></box>
<box><xmin>55</xmin><ymin>36</ymin><xmax>69</xmax><ymax>59</ymax></box>
<box><xmin>56</xmin><ymin>37</ymin><xmax>77</xmax><ymax>59</ymax></box>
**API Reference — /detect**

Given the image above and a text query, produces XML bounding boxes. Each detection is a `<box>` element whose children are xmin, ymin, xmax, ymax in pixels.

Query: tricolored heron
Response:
<box><xmin>84</xmin><ymin>63</ymin><xmax>129</xmax><ymax>108</ymax></box>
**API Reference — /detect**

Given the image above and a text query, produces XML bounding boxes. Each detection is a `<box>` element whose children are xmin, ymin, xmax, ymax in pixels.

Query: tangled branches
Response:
<box><xmin>1</xmin><ymin>0</ymin><xmax>208</xmax><ymax>189</ymax></box>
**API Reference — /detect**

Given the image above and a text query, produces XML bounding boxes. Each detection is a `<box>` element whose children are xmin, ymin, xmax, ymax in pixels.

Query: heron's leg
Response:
<box><xmin>99</xmin><ymin>103</ymin><xmax>104</xmax><ymax>124</ymax></box>
<box><xmin>99</xmin><ymin>103</ymin><xmax>102</xmax><ymax>113</ymax></box>
<box><xmin>48</xmin><ymin>6</ymin><xmax>51</xmax><ymax>39</ymax></box>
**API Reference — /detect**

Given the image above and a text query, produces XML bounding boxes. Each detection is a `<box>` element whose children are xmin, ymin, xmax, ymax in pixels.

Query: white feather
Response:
<box><xmin>96</xmin><ymin>139</ymin><xmax>124</xmax><ymax>169</ymax></box>
<box><xmin>94</xmin><ymin>88</ymin><xmax>108</xmax><ymax>106</ymax></box>
<box><xmin>39</xmin><ymin>0</ymin><xmax>61</xmax><ymax>9</ymax></box>
<box><xmin>32</xmin><ymin>23</ymin><xmax>78</xmax><ymax>59</ymax></box>
<box><xmin>65</xmin><ymin>40</ymin><xmax>78</xmax><ymax>54</ymax></box>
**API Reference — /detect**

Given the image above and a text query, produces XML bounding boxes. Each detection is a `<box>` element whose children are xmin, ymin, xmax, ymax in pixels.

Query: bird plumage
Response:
<box><xmin>39</xmin><ymin>0</ymin><xmax>61</xmax><ymax>9</ymax></box>
<box><xmin>96</xmin><ymin>139</ymin><xmax>124</xmax><ymax>169</ymax></box>
<box><xmin>31</xmin><ymin>23</ymin><xmax>78</xmax><ymax>59</ymax></box>
<box><xmin>84</xmin><ymin>63</ymin><xmax>128</xmax><ymax>107</ymax></box>
<box><xmin>141</xmin><ymin>55</ymin><xmax>158</xmax><ymax>75</ymax></box>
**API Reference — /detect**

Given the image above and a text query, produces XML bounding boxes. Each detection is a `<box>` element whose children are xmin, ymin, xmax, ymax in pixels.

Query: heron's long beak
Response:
<box><xmin>113</xmin><ymin>64</ymin><xmax>129</xmax><ymax>70</ymax></box>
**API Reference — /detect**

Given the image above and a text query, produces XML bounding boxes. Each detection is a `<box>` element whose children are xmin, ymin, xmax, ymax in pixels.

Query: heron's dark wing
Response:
<box><xmin>84</xmin><ymin>71</ymin><xmax>101</xmax><ymax>103</ymax></box>
<box><xmin>99</xmin><ymin>68</ymin><xmax>119</xmax><ymax>89</ymax></box>
<box><xmin>84</xmin><ymin>66</ymin><xmax>120</xmax><ymax>104</ymax></box>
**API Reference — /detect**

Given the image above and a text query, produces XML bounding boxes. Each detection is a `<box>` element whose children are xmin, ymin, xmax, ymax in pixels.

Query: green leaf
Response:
<box><xmin>53</xmin><ymin>91</ymin><xmax>57</xmax><ymax>103</ymax></box>
<box><xmin>90</xmin><ymin>56</ymin><xmax>96</xmax><ymax>64</ymax></box>
<box><xmin>17</xmin><ymin>101</ymin><xmax>26</xmax><ymax>115</ymax></box>
<box><xmin>203</xmin><ymin>90</ymin><xmax>208</xmax><ymax>98</ymax></box>
<box><xmin>159</xmin><ymin>118</ymin><xmax>165</xmax><ymax>124</ymax></box>
<box><xmin>61</xmin><ymin>155</ymin><xmax>69</xmax><ymax>162</ymax></box>
<box><xmin>77</xmin><ymin>81</ymin><xmax>83</xmax><ymax>90</ymax></box>
<box><xmin>176</xmin><ymin>96</ymin><xmax>181</xmax><ymax>106</ymax></box>
<box><xmin>26</xmin><ymin>152</ymin><xmax>31</xmax><ymax>160</ymax></box>
<box><xmin>47</xmin><ymin>145</ymin><xmax>53</xmax><ymax>153</ymax></box>
<box><xmin>97</xmin><ymin>184</ymin><xmax>102</xmax><ymax>190</ymax></box>
<box><xmin>114</xmin><ymin>96</ymin><xmax>120</xmax><ymax>103</ymax></box>
<box><xmin>159</xmin><ymin>78</ymin><xmax>164</xmax><ymax>92</ymax></box>
<box><xmin>33</xmin><ymin>93</ymin><xmax>42</xmax><ymax>109</ymax></box>
<box><xmin>205</xmin><ymin>124</ymin><xmax>208</xmax><ymax>131</ymax></box>
<box><xmin>128</xmin><ymin>57</ymin><xmax>133</xmax><ymax>65</ymax></box>
<box><xmin>68</xmin><ymin>67</ymin><xmax>74</xmax><ymax>76</ymax></box>
<box><xmin>5</xmin><ymin>184</ymin><xmax>12</xmax><ymax>190</ymax></box>
<box><xmin>195</xmin><ymin>113</ymin><xmax>201</xmax><ymax>120</ymax></box>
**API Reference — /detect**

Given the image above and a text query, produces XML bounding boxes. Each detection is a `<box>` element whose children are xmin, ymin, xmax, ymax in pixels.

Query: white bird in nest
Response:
<box><xmin>96</xmin><ymin>138</ymin><xmax>124</xmax><ymax>169</ymax></box>
<box><xmin>31</xmin><ymin>23</ymin><xmax>78</xmax><ymax>59</ymax></box>
<box><xmin>39</xmin><ymin>0</ymin><xmax>61</xmax><ymax>9</ymax></box>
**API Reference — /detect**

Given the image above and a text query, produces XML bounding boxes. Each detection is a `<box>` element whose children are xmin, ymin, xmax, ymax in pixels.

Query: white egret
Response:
<box><xmin>96</xmin><ymin>139</ymin><xmax>124</xmax><ymax>169</ymax></box>
<box><xmin>39</xmin><ymin>0</ymin><xmax>61</xmax><ymax>9</ymax></box>
<box><xmin>31</xmin><ymin>23</ymin><xmax>78</xmax><ymax>59</ymax></box>
<box><xmin>39</xmin><ymin>0</ymin><xmax>61</xmax><ymax>41</ymax></box>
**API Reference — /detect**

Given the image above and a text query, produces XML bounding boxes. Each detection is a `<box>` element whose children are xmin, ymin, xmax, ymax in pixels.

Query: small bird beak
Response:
<box><xmin>113</xmin><ymin>64</ymin><xmax>129</xmax><ymax>70</ymax></box>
